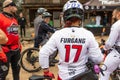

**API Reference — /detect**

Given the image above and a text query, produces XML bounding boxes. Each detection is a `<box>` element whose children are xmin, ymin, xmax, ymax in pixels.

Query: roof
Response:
<box><xmin>84</xmin><ymin>0</ymin><xmax>102</xmax><ymax>6</ymax></box>
<box><xmin>84</xmin><ymin>0</ymin><xmax>120</xmax><ymax>11</ymax></box>
<box><xmin>84</xmin><ymin>0</ymin><xmax>120</xmax><ymax>6</ymax></box>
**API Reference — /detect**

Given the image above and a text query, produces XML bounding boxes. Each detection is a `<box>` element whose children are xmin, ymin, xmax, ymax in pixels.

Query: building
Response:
<box><xmin>21</xmin><ymin>0</ymin><xmax>89</xmax><ymax>27</ymax></box>
<box><xmin>22</xmin><ymin>0</ymin><xmax>120</xmax><ymax>28</ymax></box>
<box><xmin>83</xmin><ymin>0</ymin><xmax>120</xmax><ymax>35</ymax></box>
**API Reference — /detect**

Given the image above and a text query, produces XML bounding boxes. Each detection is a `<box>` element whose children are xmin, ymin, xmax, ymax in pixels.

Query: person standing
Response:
<box><xmin>38</xmin><ymin>12</ymin><xmax>58</xmax><ymax>66</ymax></box>
<box><xmin>39</xmin><ymin>0</ymin><xmax>103</xmax><ymax>80</ymax></box>
<box><xmin>96</xmin><ymin>14</ymin><xmax>101</xmax><ymax>26</ymax></box>
<box><xmin>99</xmin><ymin>7</ymin><xmax>120</xmax><ymax>80</ymax></box>
<box><xmin>34</xmin><ymin>8</ymin><xmax>47</xmax><ymax>48</ymax></box>
<box><xmin>103</xmin><ymin>13</ymin><xmax>108</xmax><ymax>26</ymax></box>
<box><xmin>0</xmin><ymin>0</ymin><xmax>21</xmax><ymax>80</ymax></box>
<box><xmin>37</xmin><ymin>12</ymin><xmax>55</xmax><ymax>45</ymax></box>
<box><xmin>34</xmin><ymin>8</ymin><xmax>58</xmax><ymax>66</ymax></box>
<box><xmin>18</xmin><ymin>12</ymin><xmax>26</xmax><ymax>38</ymax></box>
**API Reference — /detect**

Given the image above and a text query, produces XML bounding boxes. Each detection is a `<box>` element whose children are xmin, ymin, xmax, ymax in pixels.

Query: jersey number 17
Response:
<box><xmin>65</xmin><ymin>45</ymin><xmax>82</xmax><ymax>63</ymax></box>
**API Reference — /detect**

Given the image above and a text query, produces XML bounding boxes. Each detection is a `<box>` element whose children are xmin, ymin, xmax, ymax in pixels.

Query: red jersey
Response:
<box><xmin>0</xmin><ymin>12</ymin><xmax>21</xmax><ymax>52</ymax></box>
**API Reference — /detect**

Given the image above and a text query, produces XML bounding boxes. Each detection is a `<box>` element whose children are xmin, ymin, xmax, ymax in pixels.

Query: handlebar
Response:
<box><xmin>86</xmin><ymin>59</ymin><xmax>106</xmax><ymax>76</ymax></box>
<box><xmin>29</xmin><ymin>75</ymin><xmax>52</xmax><ymax>80</ymax></box>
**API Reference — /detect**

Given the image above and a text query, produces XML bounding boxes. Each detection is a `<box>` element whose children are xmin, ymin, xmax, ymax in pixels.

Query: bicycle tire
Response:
<box><xmin>20</xmin><ymin>47</ymin><xmax>41</xmax><ymax>73</ymax></box>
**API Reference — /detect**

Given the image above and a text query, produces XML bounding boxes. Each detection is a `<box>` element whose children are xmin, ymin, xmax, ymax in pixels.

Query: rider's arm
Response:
<box><xmin>39</xmin><ymin>32</ymin><xmax>57</xmax><ymax>78</ymax></box>
<box><xmin>39</xmin><ymin>32</ymin><xmax>57</xmax><ymax>68</ymax></box>
<box><xmin>0</xmin><ymin>29</ymin><xmax>8</xmax><ymax>44</ymax></box>
<box><xmin>88</xmin><ymin>32</ymin><xmax>104</xmax><ymax>64</ymax></box>
<box><xmin>105</xmin><ymin>22</ymin><xmax>120</xmax><ymax>50</ymax></box>
<box><xmin>41</xmin><ymin>22</ymin><xmax>55</xmax><ymax>33</ymax></box>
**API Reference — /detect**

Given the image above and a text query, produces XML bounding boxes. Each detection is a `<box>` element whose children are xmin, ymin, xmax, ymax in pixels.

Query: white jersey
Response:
<box><xmin>105</xmin><ymin>20</ymin><xmax>120</xmax><ymax>50</ymax></box>
<box><xmin>99</xmin><ymin>20</ymin><xmax>120</xmax><ymax>80</ymax></box>
<box><xmin>39</xmin><ymin>27</ymin><xmax>103</xmax><ymax>79</ymax></box>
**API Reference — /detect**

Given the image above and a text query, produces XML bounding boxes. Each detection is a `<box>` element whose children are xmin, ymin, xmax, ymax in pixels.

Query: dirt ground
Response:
<box><xmin>6</xmin><ymin>27</ymin><xmax>109</xmax><ymax>80</ymax></box>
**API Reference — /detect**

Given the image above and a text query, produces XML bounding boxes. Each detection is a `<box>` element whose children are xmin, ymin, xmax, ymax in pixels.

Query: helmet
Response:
<box><xmin>42</xmin><ymin>12</ymin><xmax>52</xmax><ymax>18</ymax></box>
<box><xmin>63</xmin><ymin>0</ymin><xmax>84</xmax><ymax>22</ymax></box>
<box><xmin>37</xmin><ymin>8</ymin><xmax>47</xmax><ymax>14</ymax></box>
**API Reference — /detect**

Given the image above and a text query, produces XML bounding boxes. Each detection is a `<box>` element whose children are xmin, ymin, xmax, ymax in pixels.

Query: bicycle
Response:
<box><xmin>28</xmin><ymin>60</ymin><xmax>106</xmax><ymax>80</ymax></box>
<box><xmin>20</xmin><ymin>47</ymin><xmax>40</xmax><ymax>72</ymax></box>
<box><xmin>29</xmin><ymin>70</ymin><xmax>97</xmax><ymax>80</ymax></box>
<box><xmin>20</xmin><ymin>33</ymin><xmax>58</xmax><ymax>73</ymax></box>
<box><xmin>29</xmin><ymin>75</ymin><xmax>52</xmax><ymax>80</ymax></box>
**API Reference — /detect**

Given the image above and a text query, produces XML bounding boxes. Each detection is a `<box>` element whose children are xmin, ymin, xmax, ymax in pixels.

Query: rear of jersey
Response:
<box><xmin>39</xmin><ymin>27</ymin><xmax>103</xmax><ymax>79</ymax></box>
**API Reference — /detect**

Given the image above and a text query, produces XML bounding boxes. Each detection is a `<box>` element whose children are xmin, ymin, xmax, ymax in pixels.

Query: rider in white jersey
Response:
<box><xmin>39</xmin><ymin>0</ymin><xmax>103</xmax><ymax>80</ymax></box>
<box><xmin>99</xmin><ymin>7</ymin><xmax>120</xmax><ymax>80</ymax></box>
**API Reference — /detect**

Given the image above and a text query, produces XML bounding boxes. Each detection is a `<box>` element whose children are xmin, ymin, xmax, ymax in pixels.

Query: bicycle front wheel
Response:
<box><xmin>20</xmin><ymin>47</ymin><xmax>41</xmax><ymax>73</ymax></box>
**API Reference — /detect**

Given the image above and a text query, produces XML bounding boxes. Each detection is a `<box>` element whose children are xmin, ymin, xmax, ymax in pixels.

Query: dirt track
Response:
<box><xmin>6</xmin><ymin>27</ymin><xmax>109</xmax><ymax>80</ymax></box>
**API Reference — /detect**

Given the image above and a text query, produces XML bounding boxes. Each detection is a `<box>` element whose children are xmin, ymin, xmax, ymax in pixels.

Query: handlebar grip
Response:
<box><xmin>29</xmin><ymin>75</ymin><xmax>52</xmax><ymax>80</ymax></box>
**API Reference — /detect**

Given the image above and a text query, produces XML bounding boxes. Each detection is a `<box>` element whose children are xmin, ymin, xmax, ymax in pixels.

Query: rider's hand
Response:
<box><xmin>44</xmin><ymin>69</ymin><xmax>55</xmax><ymax>79</ymax></box>
<box><xmin>102</xmin><ymin>46</ymin><xmax>109</xmax><ymax>61</ymax></box>
<box><xmin>0</xmin><ymin>50</ymin><xmax>7</xmax><ymax>63</ymax></box>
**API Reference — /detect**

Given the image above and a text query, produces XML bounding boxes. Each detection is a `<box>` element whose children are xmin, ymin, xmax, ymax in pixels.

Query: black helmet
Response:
<box><xmin>37</xmin><ymin>8</ymin><xmax>47</xmax><ymax>14</ymax></box>
<box><xmin>63</xmin><ymin>0</ymin><xmax>84</xmax><ymax>22</ymax></box>
<box><xmin>42</xmin><ymin>12</ymin><xmax>52</xmax><ymax>18</ymax></box>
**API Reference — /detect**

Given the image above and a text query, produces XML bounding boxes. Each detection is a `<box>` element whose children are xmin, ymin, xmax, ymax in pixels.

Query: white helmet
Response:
<box><xmin>42</xmin><ymin>12</ymin><xmax>52</xmax><ymax>18</ymax></box>
<box><xmin>63</xmin><ymin>0</ymin><xmax>84</xmax><ymax>21</ymax></box>
<box><xmin>37</xmin><ymin>8</ymin><xmax>47</xmax><ymax>14</ymax></box>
